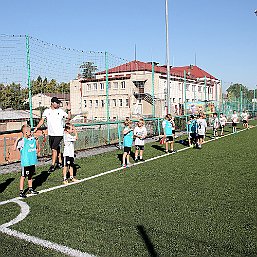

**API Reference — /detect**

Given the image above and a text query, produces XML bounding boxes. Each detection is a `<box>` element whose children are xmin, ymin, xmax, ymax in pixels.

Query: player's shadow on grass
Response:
<box><xmin>0</xmin><ymin>178</ymin><xmax>15</xmax><ymax>193</ymax></box>
<box><xmin>137</xmin><ymin>225</ymin><xmax>158</xmax><ymax>257</ymax></box>
<box><xmin>32</xmin><ymin>170</ymin><xmax>51</xmax><ymax>189</ymax></box>
<box><xmin>151</xmin><ymin>144</ymin><xmax>165</xmax><ymax>152</ymax></box>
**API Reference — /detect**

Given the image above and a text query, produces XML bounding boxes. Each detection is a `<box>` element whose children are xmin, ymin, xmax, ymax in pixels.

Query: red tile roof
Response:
<box><xmin>97</xmin><ymin>60</ymin><xmax>217</xmax><ymax>80</ymax></box>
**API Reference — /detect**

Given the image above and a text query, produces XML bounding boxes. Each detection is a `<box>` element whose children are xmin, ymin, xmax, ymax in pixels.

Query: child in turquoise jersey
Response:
<box><xmin>162</xmin><ymin>114</ymin><xmax>176</xmax><ymax>153</ymax></box>
<box><xmin>187</xmin><ymin>115</ymin><xmax>198</xmax><ymax>147</ymax></box>
<box><xmin>14</xmin><ymin>124</ymin><xmax>39</xmax><ymax>198</ymax></box>
<box><xmin>122</xmin><ymin>120</ymin><xmax>133</xmax><ymax>167</ymax></box>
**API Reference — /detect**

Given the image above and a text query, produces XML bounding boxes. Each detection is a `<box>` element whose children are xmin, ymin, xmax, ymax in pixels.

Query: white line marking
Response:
<box><xmin>1</xmin><ymin>227</ymin><xmax>95</xmax><ymax>257</ymax></box>
<box><xmin>0</xmin><ymin>199</ymin><xmax>96</xmax><ymax>257</ymax></box>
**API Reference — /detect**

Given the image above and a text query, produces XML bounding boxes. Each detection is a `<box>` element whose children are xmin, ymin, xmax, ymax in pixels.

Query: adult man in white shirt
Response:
<box><xmin>34</xmin><ymin>97</ymin><xmax>71</xmax><ymax>172</ymax></box>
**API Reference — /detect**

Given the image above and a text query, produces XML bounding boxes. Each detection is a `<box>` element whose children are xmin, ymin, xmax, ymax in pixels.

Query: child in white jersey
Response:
<box><xmin>197</xmin><ymin>113</ymin><xmax>207</xmax><ymax>149</ymax></box>
<box><xmin>241</xmin><ymin>110</ymin><xmax>249</xmax><ymax>129</ymax></box>
<box><xmin>134</xmin><ymin>119</ymin><xmax>147</xmax><ymax>162</ymax></box>
<box><xmin>219</xmin><ymin>113</ymin><xmax>227</xmax><ymax>136</ymax></box>
<box><xmin>63</xmin><ymin>123</ymin><xmax>79</xmax><ymax>184</ymax></box>
<box><xmin>212</xmin><ymin>113</ymin><xmax>219</xmax><ymax>138</ymax></box>
<box><xmin>14</xmin><ymin>124</ymin><xmax>39</xmax><ymax>198</ymax></box>
<box><xmin>231</xmin><ymin>110</ymin><xmax>239</xmax><ymax>133</ymax></box>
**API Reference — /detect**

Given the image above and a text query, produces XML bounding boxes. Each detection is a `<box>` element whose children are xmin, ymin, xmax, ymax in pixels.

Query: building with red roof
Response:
<box><xmin>70</xmin><ymin>60</ymin><xmax>221</xmax><ymax>119</ymax></box>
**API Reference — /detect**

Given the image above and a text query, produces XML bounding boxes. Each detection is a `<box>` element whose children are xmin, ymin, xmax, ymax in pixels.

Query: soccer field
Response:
<box><xmin>0</xmin><ymin>123</ymin><xmax>257</xmax><ymax>257</ymax></box>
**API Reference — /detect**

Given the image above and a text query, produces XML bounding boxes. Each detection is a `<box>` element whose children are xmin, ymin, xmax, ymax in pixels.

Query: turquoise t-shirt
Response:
<box><xmin>19</xmin><ymin>137</ymin><xmax>38</xmax><ymax>167</ymax></box>
<box><xmin>188</xmin><ymin>120</ymin><xmax>198</xmax><ymax>133</ymax></box>
<box><xmin>123</xmin><ymin>127</ymin><xmax>133</xmax><ymax>147</ymax></box>
<box><xmin>163</xmin><ymin>120</ymin><xmax>173</xmax><ymax>136</ymax></box>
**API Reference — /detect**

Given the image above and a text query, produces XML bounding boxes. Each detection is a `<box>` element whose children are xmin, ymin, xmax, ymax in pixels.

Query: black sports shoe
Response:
<box><xmin>19</xmin><ymin>192</ymin><xmax>27</xmax><ymax>198</ymax></box>
<box><xmin>48</xmin><ymin>165</ymin><xmax>55</xmax><ymax>173</ymax></box>
<box><xmin>55</xmin><ymin>163</ymin><xmax>63</xmax><ymax>169</ymax></box>
<box><xmin>139</xmin><ymin>158</ymin><xmax>145</xmax><ymax>162</ymax></box>
<box><xmin>135</xmin><ymin>159</ymin><xmax>138</xmax><ymax>163</ymax></box>
<box><xmin>29</xmin><ymin>189</ymin><xmax>39</xmax><ymax>195</ymax></box>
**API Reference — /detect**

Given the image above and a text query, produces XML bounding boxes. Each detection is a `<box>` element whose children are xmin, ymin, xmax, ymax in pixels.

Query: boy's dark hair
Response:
<box><xmin>21</xmin><ymin>124</ymin><xmax>30</xmax><ymax>132</ymax></box>
<box><xmin>213</xmin><ymin>113</ymin><xmax>217</xmax><ymax>116</ymax></box>
<box><xmin>64</xmin><ymin>122</ymin><xmax>72</xmax><ymax>131</ymax></box>
<box><xmin>220</xmin><ymin>112</ymin><xmax>223</xmax><ymax>115</ymax></box>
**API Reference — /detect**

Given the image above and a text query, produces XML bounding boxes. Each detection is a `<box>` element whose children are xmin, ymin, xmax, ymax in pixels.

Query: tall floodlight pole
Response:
<box><xmin>165</xmin><ymin>0</ymin><xmax>171</xmax><ymax>114</ymax></box>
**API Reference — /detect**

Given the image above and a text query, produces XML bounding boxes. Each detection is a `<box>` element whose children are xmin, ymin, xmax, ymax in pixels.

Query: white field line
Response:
<box><xmin>0</xmin><ymin>125</ymin><xmax>255</xmax><ymax>257</ymax></box>
<box><xmin>0</xmin><ymin>199</ymin><xmax>95</xmax><ymax>257</ymax></box>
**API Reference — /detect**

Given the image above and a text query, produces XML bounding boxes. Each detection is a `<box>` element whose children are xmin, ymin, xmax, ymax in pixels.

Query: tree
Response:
<box><xmin>79</xmin><ymin>62</ymin><xmax>97</xmax><ymax>79</ymax></box>
<box><xmin>226</xmin><ymin>83</ymin><xmax>249</xmax><ymax>101</ymax></box>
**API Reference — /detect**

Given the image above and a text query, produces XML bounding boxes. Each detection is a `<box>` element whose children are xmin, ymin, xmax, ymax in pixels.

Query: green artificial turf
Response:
<box><xmin>0</xmin><ymin>122</ymin><xmax>256</xmax><ymax>257</ymax></box>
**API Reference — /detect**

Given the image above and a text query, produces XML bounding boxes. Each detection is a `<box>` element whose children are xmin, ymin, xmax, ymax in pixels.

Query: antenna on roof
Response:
<box><xmin>134</xmin><ymin>44</ymin><xmax>137</xmax><ymax>61</ymax></box>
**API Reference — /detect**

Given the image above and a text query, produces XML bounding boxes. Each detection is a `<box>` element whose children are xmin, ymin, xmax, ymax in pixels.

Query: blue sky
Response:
<box><xmin>1</xmin><ymin>0</ymin><xmax>257</xmax><ymax>90</ymax></box>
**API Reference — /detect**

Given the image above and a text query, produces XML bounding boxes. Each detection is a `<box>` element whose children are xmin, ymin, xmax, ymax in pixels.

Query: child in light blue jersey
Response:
<box><xmin>122</xmin><ymin>120</ymin><xmax>133</xmax><ymax>167</ymax></box>
<box><xmin>162</xmin><ymin>114</ymin><xmax>176</xmax><ymax>153</ymax></box>
<box><xmin>187</xmin><ymin>115</ymin><xmax>198</xmax><ymax>147</ymax></box>
<box><xmin>14</xmin><ymin>124</ymin><xmax>39</xmax><ymax>198</ymax></box>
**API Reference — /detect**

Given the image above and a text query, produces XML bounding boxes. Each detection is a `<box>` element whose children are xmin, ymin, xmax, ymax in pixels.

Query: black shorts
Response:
<box><xmin>198</xmin><ymin>134</ymin><xmax>205</xmax><ymax>139</ymax></box>
<box><xmin>124</xmin><ymin>146</ymin><xmax>131</xmax><ymax>153</ymax></box>
<box><xmin>49</xmin><ymin>136</ymin><xmax>63</xmax><ymax>150</ymax></box>
<box><xmin>190</xmin><ymin>133</ymin><xmax>197</xmax><ymax>139</ymax></box>
<box><xmin>63</xmin><ymin>156</ymin><xmax>74</xmax><ymax>167</ymax></box>
<box><xmin>232</xmin><ymin>122</ymin><xmax>237</xmax><ymax>127</ymax></box>
<box><xmin>166</xmin><ymin>136</ymin><xmax>174</xmax><ymax>142</ymax></box>
<box><xmin>243</xmin><ymin>120</ymin><xmax>248</xmax><ymax>124</ymax></box>
<box><xmin>21</xmin><ymin>165</ymin><xmax>35</xmax><ymax>177</ymax></box>
<box><xmin>135</xmin><ymin>145</ymin><xmax>144</xmax><ymax>150</ymax></box>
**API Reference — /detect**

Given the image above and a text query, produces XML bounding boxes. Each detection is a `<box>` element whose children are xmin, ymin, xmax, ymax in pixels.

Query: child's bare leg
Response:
<box><xmin>135</xmin><ymin>149</ymin><xmax>139</xmax><ymax>160</ymax></box>
<box><xmin>20</xmin><ymin>176</ymin><xmax>25</xmax><ymax>191</ymax></box>
<box><xmin>63</xmin><ymin>166</ymin><xmax>67</xmax><ymax>180</ymax></box>
<box><xmin>122</xmin><ymin>152</ymin><xmax>127</xmax><ymax>165</ymax></box>
<box><xmin>165</xmin><ymin>142</ymin><xmax>169</xmax><ymax>152</ymax></box>
<box><xmin>139</xmin><ymin>149</ymin><xmax>144</xmax><ymax>159</ymax></box>
<box><xmin>69</xmin><ymin>166</ymin><xmax>74</xmax><ymax>178</ymax></box>
<box><xmin>126</xmin><ymin>154</ymin><xmax>130</xmax><ymax>165</ymax></box>
<box><xmin>28</xmin><ymin>175</ymin><xmax>32</xmax><ymax>188</ymax></box>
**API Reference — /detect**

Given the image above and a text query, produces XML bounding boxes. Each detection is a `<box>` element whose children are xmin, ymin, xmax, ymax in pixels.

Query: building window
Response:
<box><xmin>93</xmin><ymin>83</ymin><xmax>97</xmax><ymax>90</ymax></box>
<box><xmin>87</xmin><ymin>84</ymin><xmax>91</xmax><ymax>91</ymax></box>
<box><xmin>179</xmin><ymin>83</ymin><xmax>182</xmax><ymax>91</ymax></box>
<box><xmin>173</xmin><ymin>98</ymin><xmax>175</xmax><ymax>103</ymax></box>
<box><xmin>95</xmin><ymin>100</ymin><xmax>99</xmax><ymax>107</ymax></box>
<box><xmin>84</xmin><ymin>100</ymin><xmax>87</xmax><ymax>107</ymax></box>
<box><xmin>101</xmin><ymin>100</ymin><xmax>104</xmax><ymax>107</ymax></box>
<box><xmin>209</xmin><ymin>87</ymin><xmax>213</xmax><ymax>94</ymax></box>
<box><xmin>179</xmin><ymin>98</ymin><xmax>182</xmax><ymax>103</ymax></box>
<box><xmin>186</xmin><ymin>84</ymin><xmax>189</xmax><ymax>91</ymax></box>
<box><xmin>113</xmin><ymin>82</ymin><xmax>118</xmax><ymax>89</ymax></box>
<box><xmin>198</xmin><ymin>86</ymin><xmax>202</xmax><ymax>92</ymax></box>
<box><xmin>113</xmin><ymin>99</ymin><xmax>117</xmax><ymax>107</ymax></box>
<box><xmin>89</xmin><ymin>100</ymin><xmax>92</xmax><ymax>108</ymax></box>
<box><xmin>126</xmin><ymin>99</ymin><xmax>129</xmax><ymax>107</ymax></box>
<box><xmin>108</xmin><ymin>82</ymin><xmax>111</xmax><ymax>89</ymax></box>
<box><xmin>192</xmin><ymin>85</ymin><xmax>196</xmax><ymax>92</ymax></box>
<box><xmin>121</xmin><ymin>81</ymin><xmax>125</xmax><ymax>89</ymax></box>
<box><xmin>119</xmin><ymin>99</ymin><xmax>122</xmax><ymax>107</ymax></box>
<box><xmin>100</xmin><ymin>83</ymin><xmax>104</xmax><ymax>90</ymax></box>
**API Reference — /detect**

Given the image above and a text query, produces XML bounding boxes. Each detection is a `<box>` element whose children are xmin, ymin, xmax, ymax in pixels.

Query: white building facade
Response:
<box><xmin>70</xmin><ymin>61</ymin><xmax>221</xmax><ymax>120</ymax></box>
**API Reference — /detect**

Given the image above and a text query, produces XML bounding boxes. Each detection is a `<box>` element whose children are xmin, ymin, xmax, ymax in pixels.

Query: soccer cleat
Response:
<box><xmin>48</xmin><ymin>165</ymin><xmax>55</xmax><ymax>173</ymax></box>
<box><xmin>63</xmin><ymin>179</ymin><xmax>69</xmax><ymax>185</ymax></box>
<box><xmin>19</xmin><ymin>192</ymin><xmax>27</xmax><ymax>198</ymax></box>
<box><xmin>28</xmin><ymin>189</ymin><xmax>39</xmax><ymax>195</ymax></box>
<box><xmin>127</xmin><ymin>163</ymin><xmax>132</xmax><ymax>167</ymax></box>
<box><xmin>134</xmin><ymin>158</ymin><xmax>138</xmax><ymax>163</ymax></box>
<box><xmin>70</xmin><ymin>178</ymin><xmax>79</xmax><ymax>182</ymax></box>
<box><xmin>122</xmin><ymin>164</ymin><xmax>127</xmax><ymax>168</ymax></box>
<box><xmin>139</xmin><ymin>158</ymin><xmax>145</xmax><ymax>162</ymax></box>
